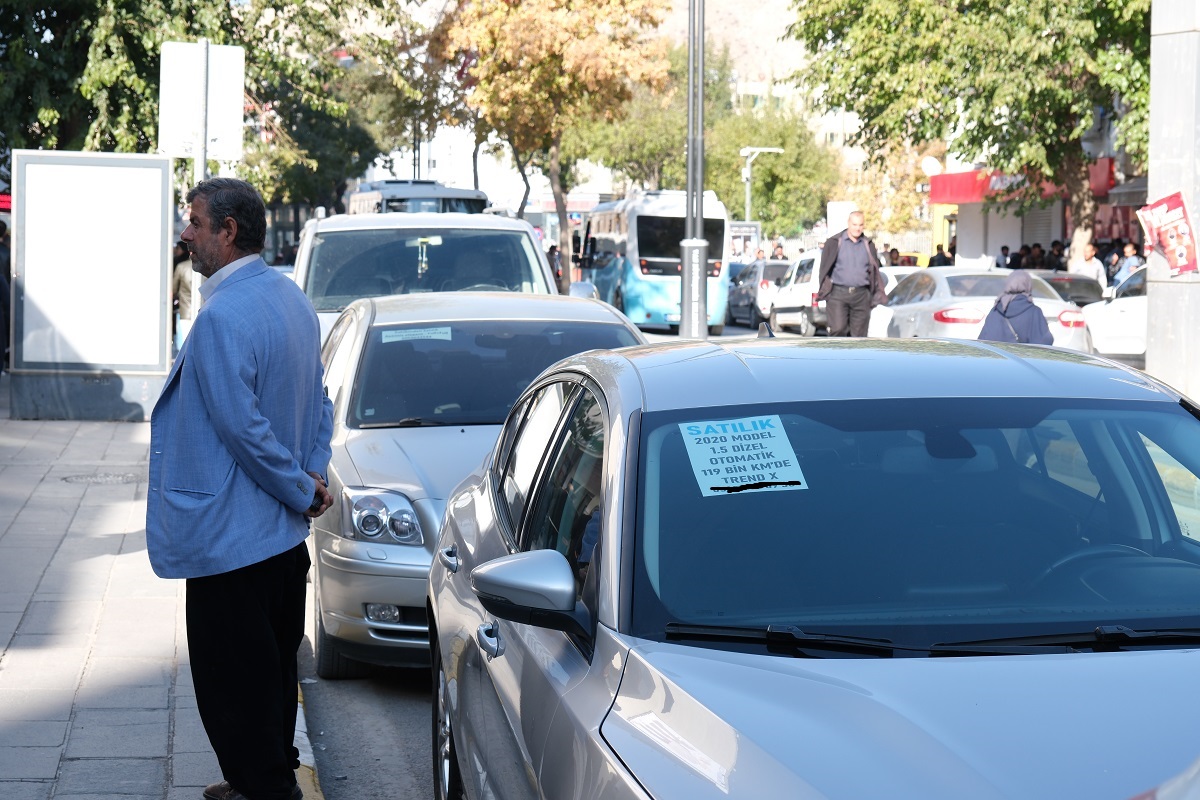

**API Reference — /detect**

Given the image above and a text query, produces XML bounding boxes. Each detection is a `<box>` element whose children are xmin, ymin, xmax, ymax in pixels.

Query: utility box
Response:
<box><xmin>10</xmin><ymin>151</ymin><xmax>173</xmax><ymax>420</ymax></box>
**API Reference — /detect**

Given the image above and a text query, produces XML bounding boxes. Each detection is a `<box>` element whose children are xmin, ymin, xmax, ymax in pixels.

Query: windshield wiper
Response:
<box><xmin>359</xmin><ymin>417</ymin><xmax>450</xmax><ymax>429</ymax></box>
<box><xmin>931</xmin><ymin>625</ymin><xmax>1200</xmax><ymax>655</ymax></box>
<box><xmin>665</xmin><ymin>622</ymin><xmax>898</xmax><ymax>657</ymax></box>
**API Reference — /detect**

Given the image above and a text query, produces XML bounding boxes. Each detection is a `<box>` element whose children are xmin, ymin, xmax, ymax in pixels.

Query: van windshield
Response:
<box><xmin>302</xmin><ymin>227</ymin><xmax>550</xmax><ymax>311</ymax></box>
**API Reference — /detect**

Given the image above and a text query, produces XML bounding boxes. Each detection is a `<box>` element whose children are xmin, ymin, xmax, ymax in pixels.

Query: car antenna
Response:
<box><xmin>757</xmin><ymin>321</ymin><xmax>775</xmax><ymax>338</ymax></box>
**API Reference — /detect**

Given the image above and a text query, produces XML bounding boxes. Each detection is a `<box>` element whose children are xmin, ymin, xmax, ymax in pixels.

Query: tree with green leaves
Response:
<box><xmin>439</xmin><ymin>0</ymin><xmax>670</xmax><ymax>289</ymax></box>
<box><xmin>788</xmin><ymin>0</ymin><xmax>1150</xmax><ymax>259</ymax></box>
<box><xmin>566</xmin><ymin>43</ymin><xmax>735</xmax><ymax>193</ymax></box>
<box><xmin>706</xmin><ymin>108</ymin><xmax>841</xmax><ymax>236</ymax></box>
<box><xmin>0</xmin><ymin>2</ymin><xmax>415</xmax><ymax>206</ymax></box>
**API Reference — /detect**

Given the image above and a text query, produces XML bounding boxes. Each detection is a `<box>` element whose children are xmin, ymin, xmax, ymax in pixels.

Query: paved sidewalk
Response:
<box><xmin>0</xmin><ymin>374</ymin><xmax>322</xmax><ymax>800</ymax></box>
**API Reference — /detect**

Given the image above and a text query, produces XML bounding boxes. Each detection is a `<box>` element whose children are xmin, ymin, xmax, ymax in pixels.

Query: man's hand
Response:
<box><xmin>305</xmin><ymin>471</ymin><xmax>333</xmax><ymax>519</ymax></box>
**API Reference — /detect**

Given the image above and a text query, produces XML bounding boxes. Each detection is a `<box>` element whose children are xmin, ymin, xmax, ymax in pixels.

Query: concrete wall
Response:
<box><xmin>1147</xmin><ymin>0</ymin><xmax>1200</xmax><ymax>399</ymax></box>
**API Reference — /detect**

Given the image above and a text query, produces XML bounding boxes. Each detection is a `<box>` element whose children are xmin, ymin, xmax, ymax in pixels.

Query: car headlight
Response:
<box><xmin>340</xmin><ymin>488</ymin><xmax>424</xmax><ymax>546</ymax></box>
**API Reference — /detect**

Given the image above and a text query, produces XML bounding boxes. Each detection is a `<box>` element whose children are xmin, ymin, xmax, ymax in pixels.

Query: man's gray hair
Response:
<box><xmin>186</xmin><ymin>178</ymin><xmax>266</xmax><ymax>253</ymax></box>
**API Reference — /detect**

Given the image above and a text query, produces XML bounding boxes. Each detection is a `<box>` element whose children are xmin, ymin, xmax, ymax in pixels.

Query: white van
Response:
<box><xmin>769</xmin><ymin>248</ymin><xmax>826</xmax><ymax>336</ymax></box>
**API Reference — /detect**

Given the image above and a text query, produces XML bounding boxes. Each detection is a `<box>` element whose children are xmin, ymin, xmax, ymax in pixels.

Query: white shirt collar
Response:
<box><xmin>199</xmin><ymin>253</ymin><xmax>260</xmax><ymax>304</ymax></box>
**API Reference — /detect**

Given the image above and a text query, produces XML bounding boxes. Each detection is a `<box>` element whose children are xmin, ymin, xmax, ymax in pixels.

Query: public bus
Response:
<box><xmin>346</xmin><ymin>179</ymin><xmax>489</xmax><ymax>215</ymax></box>
<box><xmin>578</xmin><ymin>189</ymin><xmax>730</xmax><ymax>335</ymax></box>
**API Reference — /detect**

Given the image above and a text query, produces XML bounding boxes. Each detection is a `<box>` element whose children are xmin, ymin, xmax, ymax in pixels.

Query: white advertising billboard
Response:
<box><xmin>158</xmin><ymin>41</ymin><xmax>245</xmax><ymax>162</ymax></box>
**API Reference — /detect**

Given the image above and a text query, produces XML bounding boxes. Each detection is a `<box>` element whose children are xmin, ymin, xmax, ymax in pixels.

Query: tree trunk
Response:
<box><xmin>509</xmin><ymin>137</ymin><xmax>532</xmax><ymax>221</ymax></box>
<box><xmin>472</xmin><ymin>116</ymin><xmax>484</xmax><ymax>191</ymax></box>
<box><xmin>549</xmin><ymin>132</ymin><xmax>572</xmax><ymax>292</ymax></box>
<box><xmin>1063</xmin><ymin>150</ymin><xmax>1097</xmax><ymax>266</ymax></box>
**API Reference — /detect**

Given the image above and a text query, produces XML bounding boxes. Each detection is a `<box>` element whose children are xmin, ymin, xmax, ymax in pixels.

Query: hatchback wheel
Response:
<box><xmin>314</xmin><ymin>593</ymin><xmax>368</xmax><ymax>680</ymax></box>
<box><xmin>432</xmin><ymin>643</ymin><xmax>466</xmax><ymax>800</ymax></box>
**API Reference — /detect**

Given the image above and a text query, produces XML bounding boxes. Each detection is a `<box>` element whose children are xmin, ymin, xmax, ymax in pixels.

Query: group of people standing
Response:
<box><xmin>997</xmin><ymin>239</ymin><xmax>1144</xmax><ymax>288</ymax></box>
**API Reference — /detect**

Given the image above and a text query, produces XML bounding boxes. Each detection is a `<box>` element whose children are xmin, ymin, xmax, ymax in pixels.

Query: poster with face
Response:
<box><xmin>1137</xmin><ymin>193</ymin><xmax>1199</xmax><ymax>277</ymax></box>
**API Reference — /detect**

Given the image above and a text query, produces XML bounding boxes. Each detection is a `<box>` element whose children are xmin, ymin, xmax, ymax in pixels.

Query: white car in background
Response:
<box><xmin>869</xmin><ymin>266</ymin><xmax>1091</xmax><ymax>351</ymax></box>
<box><xmin>1081</xmin><ymin>266</ymin><xmax>1148</xmax><ymax>369</ymax></box>
<box><xmin>769</xmin><ymin>248</ymin><xmax>826</xmax><ymax>336</ymax></box>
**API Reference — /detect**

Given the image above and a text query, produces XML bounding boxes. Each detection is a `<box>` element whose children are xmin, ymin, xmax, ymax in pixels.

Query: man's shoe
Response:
<box><xmin>202</xmin><ymin>780</ymin><xmax>303</xmax><ymax>800</ymax></box>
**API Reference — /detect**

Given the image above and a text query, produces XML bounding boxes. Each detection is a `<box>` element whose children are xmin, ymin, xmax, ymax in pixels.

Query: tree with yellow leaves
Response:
<box><xmin>440</xmin><ymin>0</ymin><xmax>669</xmax><ymax>287</ymax></box>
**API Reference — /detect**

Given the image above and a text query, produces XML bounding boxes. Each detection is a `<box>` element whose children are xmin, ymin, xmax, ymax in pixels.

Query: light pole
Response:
<box><xmin>740</xmin><ymin>146</ymin><xmax>784</xmax><ymax>222</ymax></box>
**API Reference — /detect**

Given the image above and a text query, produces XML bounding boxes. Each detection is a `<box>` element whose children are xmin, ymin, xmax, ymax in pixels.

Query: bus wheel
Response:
<box><xmin>668</xmin><ymin>325</ymin><xmax>680</xmax><ymax>336</ymax></box>
<box><xmin>709</xmin><ymin>324</ymin><xmax>725</xmax><ymax>336</ymax></box>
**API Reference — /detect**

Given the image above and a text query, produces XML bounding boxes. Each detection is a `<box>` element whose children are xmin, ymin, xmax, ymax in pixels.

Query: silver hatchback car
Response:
<box><xmin>429</xmin><ymin>335</ymin><xmax>1200</xmax><ymax>799</ymax></box>
<box><xmin>309</xmin><ymin>292</ymin><xmax>643</xmax><ymax>678</ymax></box>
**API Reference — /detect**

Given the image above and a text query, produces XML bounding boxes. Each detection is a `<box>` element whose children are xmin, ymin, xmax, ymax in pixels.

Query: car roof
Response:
<box><xmin>559</xmin><ymin>337</ymin><xmax>1178</xmax><ymax>412</ymax></box>
<box><xmin>356</xmin><ymin>291</ymin><xmax>646</xmax><ymax>330</ymax></box>
<box><xmin>305</xmin><ymin>211</ymin><xmax>536</xmax><ymax>233</ymax></box>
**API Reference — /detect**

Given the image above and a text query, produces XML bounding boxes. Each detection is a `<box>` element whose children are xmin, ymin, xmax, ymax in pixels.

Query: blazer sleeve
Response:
<box><xmin>305</xmin><ymin>391</ymin><xmax>335</xmax><ymax>480</ymax></box>
<box><xmin>189</xmin><ymin>314</ymin><xmax>317</xmax><ymax>511</ymax></box>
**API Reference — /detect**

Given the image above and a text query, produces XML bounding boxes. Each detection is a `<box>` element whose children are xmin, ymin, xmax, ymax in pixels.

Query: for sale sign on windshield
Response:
<box><xmin>1137</xmin><ymin>192</ymin><xmax>1199</xmax><ymax>277</ymax></box>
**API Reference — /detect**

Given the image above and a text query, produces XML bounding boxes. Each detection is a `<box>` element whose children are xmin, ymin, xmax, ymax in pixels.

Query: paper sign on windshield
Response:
<box><xmin>382</xmin><ymin>327</ymin><xmax>452</xmax><ymax>343</ymax></box>
<box><xmin>679</xmin><ymin>415</ymin><xmax>807</xmax><ymax>497</ymax></box>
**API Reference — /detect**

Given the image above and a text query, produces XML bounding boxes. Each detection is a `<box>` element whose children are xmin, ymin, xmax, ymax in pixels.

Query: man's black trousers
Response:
<box><xmin>187</xmin><ymin>541</ymin><xmax>310</xmax><ymax>800</ymax></box>
<box><xmin>826</xmin><ymin>284</ymin><xmax>873</xmax><ymax>337</ymax></box>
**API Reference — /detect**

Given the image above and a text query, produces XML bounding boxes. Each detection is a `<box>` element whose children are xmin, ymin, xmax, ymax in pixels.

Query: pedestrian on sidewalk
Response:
<box><xmin>145</xmin><ymin>177</ymin><xmax>334</xmax><ymax>800</ymax></box>
<box><xmin>816</xmin><ymin>210</ymin><xmax>887</xmax><ymax>337</ymax></box>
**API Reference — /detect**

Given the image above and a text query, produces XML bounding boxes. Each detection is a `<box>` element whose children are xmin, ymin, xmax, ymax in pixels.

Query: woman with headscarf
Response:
<box><xmin>978</xmin><ymin>270</ymin><xmax>1054</xmax><ymax>345</ymax></box>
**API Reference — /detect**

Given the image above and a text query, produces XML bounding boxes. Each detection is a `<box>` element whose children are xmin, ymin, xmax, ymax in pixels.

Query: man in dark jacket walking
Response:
<box><xmin>816</xmin><ymin>211</ymin><xmax>887</xmax><ymax>337</ymax></box>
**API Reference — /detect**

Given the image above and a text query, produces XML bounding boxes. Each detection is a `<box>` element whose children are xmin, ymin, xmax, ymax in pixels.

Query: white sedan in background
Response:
<box><xmin>869</xmin><ymin>266</ymin><xmax>1091</xmax><ymax>351</ymax></box>
<box><xmin>1082</xmin><ymin>266</ymin><xmax>1147</xmax><ymax>369</ymax></box>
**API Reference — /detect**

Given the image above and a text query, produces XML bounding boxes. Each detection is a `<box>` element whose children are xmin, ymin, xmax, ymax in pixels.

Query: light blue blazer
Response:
<box><xmin>146</xmin><ymin>258</ymin><xmax>334</xmax><ymax>579</ymax></box>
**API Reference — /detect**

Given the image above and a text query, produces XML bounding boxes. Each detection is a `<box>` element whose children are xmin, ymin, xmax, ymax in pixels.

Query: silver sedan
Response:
<box><xmin>869</xmin><ymin>266</ymin><xmax>1092</xmax><ymax>351</ymax></box>
<box><xmin>309</xmin><ymin>292</ymin><xmax>644</xmax><ymax>678</ymax></box>
<box><xmin>429</xmin><ymin>335</ymin><xmax>1200</xmax><ymax>799</ymax></box>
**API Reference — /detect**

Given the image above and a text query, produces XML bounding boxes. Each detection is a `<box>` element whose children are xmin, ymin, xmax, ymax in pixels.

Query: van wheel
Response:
<box><xmin>750</xmin><ymin>305</ymin><xmax>765</xmax><ymax>328</ymax></box>
<box><xmin>797</xmin><ymin>310</ymin><xmax>815</xmax><ymax>338</ymax></box>
<box><xmin>708</xmin><ymin>324</ymin><xmax>725</xmax><ymax>336</ymax></box>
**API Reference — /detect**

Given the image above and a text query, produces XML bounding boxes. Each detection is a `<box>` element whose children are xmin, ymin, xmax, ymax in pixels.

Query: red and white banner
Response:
<box><xmin>1137</xmin><ymin>192</ymin><xmax>1199</xmax><ymax>277</ymax></box>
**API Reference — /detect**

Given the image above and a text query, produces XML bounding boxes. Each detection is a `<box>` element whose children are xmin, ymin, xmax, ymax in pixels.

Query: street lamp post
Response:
<box><xmin>740</xmin><ymin>146</ymin><xmax>784</xmax><ymax>222</ymax></box>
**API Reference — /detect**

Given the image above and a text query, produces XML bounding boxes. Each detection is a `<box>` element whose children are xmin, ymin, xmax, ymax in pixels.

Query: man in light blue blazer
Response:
<box><xmin>146</xmin><ymin>178</ymin><xmax>333</xmax><ymax>800</ymax></box>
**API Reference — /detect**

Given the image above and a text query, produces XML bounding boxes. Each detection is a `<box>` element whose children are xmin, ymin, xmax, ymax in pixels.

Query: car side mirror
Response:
<box><xmin>470</xmin><ymin>550</ymin><xmax>591</xmax><ymax>638</ymax></box>
<box><xmin>568</xmin><ymin>281</ymin><xmax>599</xmax><ymax>299</ymax></box>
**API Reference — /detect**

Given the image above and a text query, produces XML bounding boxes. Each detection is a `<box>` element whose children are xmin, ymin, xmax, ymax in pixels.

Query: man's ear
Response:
<box><xmin>221</xmin><ymin>216</ymin><xmax>239</xmax><ymax>245</ymax></box>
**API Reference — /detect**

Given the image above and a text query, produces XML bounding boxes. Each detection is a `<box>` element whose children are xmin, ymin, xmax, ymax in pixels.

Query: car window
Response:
<box><xmin>1139</xmin><ymin>433</ymin><xmax>1200</xmax><ymax>541</ymax></box>
<box><xmin>321</xmin><ymin>313</ymin><xmax>358</xmax><ymax>408</ymax></box>
<box><xmin>887</xmin><ymin>273</ymin><xmax>920</xmax><ymax>306</ymax></box>
<box><xmin>350</xmin><ymin>320</ymin><xmax>637</xmax><ymax>428</ymax></box>
<box><xmin>797</xmin><ymin>259</ymin><xmax>815</xmax><ymax>283</ymax></box>
<box><xmin>948</xmin><ymin>274</ymin><xmax>1057</xmax><ymax>299</ymax></box>
<box><xmin>1047</xmin><ymin>276</ymin><xmax>1103</xmax><ymax>306</ymax></box>
<box><xmin>629</xmin><ymin>397</ymin><xmax>1200</xmax><ymax>647</ymax></box>
<box><xmin>498</xmin><ymin>382</ymin><xmax>575</xmax><ymax>533</ymax></box>
<box><xmin>763</xmin><ymin>263</ymin><xmax>791</xmax><ymax>284</ymax></box>
<box><xmin>906</xmin><ymin>273</ymin><xmax>937</xmax><ymax>303</ymax></box>
<box><xmin>1116</xmin><ymin>268</ymin><xmax>1147</xmax><ymax>299</ymax></box>
<box><xmin>522</xmin><ymin>390</ymin><xmax>606</xmax><ymax>598</ymax></box>
<box><xmin>301</xmin><ymin>227</ymin><xmax>550</xmax><ymax>311</ymax></box>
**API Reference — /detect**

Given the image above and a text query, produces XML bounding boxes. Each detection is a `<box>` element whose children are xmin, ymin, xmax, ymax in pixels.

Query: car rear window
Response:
<box><xmin>947</xmin><ymin>274</ymin><xmax>1058</xmax><ymax>299</ymax></box>
<box><xmin>763</xmin><ymin>263</ymin><xmax>791</xmax><ymax>283</ymax></box>
<box><xmin>1047</xmin><ymin>276</ymin><xmax>1104</xmax><ymax>305</ymax></box>
<box><xmin>301</xmin><ymin>228</ymin><xmax>550</xmax><ymax>311</ymax></box>
<box><xmin>351</xmin><ymin>320</ymin><xmax>639</xmax><ymax>427</ymax></box>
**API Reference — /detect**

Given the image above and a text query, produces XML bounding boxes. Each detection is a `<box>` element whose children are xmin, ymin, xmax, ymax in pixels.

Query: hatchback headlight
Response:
<box><xmin>340</xmin><ymin>488</ymin><xmax>424</xmax><ymax>545</ymax></box>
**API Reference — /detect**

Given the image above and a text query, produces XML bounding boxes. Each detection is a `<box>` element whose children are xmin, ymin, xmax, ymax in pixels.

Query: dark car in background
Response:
<box><xmin>1028</xmin><ymin>270</ymin><xmax>1106</xmax><ymax>307</ymax></box>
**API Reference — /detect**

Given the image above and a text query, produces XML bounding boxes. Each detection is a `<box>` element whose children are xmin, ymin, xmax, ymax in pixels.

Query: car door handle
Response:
<box><xmin>438</xmin><ymin>545</ymin><xmax>458</xmax><ymax>573</ymax></box>
<box><xmin>477</xmin><ymin>621</ymin><xmax>504</xmax><ymax>660</ymax></box>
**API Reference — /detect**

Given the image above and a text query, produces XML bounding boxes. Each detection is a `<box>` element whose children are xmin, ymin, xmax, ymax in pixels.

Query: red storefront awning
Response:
<box><xmin>930</xmin><ymin>158</ymin><xmax>1114</xmax><ymax>205</ymax></box>
<box><xmin>0</xmin><ymin>194</ymin><xmax>11</xmax><ymax>212</ymax></box>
